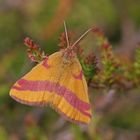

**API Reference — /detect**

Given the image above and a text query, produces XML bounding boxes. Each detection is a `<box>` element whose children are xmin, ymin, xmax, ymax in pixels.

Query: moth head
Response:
<box><xmin>62</xmin><ymin>21</ymin><xmax>94</xmax><ymax>60</ymax></box>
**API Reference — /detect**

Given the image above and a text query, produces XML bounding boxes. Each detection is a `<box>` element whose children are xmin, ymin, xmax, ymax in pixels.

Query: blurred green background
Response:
<box><xmin>0</xmin><ymin>0</ymin><xmax>140</xmax><ymax>140</ymax></box>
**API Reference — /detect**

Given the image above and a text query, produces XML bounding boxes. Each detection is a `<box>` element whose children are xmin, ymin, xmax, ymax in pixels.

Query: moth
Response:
<box><xmin>10</xmin><ymin>22</ymin><xmax>93</xmax><ymax>124</ymax></box>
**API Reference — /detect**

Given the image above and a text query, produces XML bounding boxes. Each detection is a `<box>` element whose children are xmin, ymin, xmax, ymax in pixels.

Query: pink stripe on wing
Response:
<box><xmin>12</xmin><ymin>79</ymin><xmax>91</xmax><ymax>117</ymax></box>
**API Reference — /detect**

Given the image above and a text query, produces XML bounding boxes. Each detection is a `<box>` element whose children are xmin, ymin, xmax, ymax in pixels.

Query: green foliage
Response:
<box><xmin>71</xmin><ymin>125</ymin><xmax>85</xmax><ymax>140</ymax></box>
<box><xmin>80</xmin><ymin>59</ymin><xmax>96</xmax><ymax>80</ymax></box>
<box><xmin>0</xmin><ymin>127</ymin><xmax>8</xmax><ymax>140</ymax></box>
<box><xmin>0</xmin><ymin>10</ymin><xmax>23</xmax><ymax>54</ymax></box>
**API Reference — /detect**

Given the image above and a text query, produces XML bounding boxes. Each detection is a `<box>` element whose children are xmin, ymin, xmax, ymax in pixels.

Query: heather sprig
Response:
<box><xmin>24</xmin><ymin>37</ymin><xmax>46</xmax><ymax>63</ymax></box>
<box><xmin>79</xmin><ymin>52</ymin><xmax>99</xmax><ymax>84</ymax></box>
<box><xmin>100</xmin><ymin>43</ymin><xmax>120</xmax><ymax>85</ymax></box>
<box><xmin>91</xmin><ymin>29</ymin><xmax>121</xmax><ymax>86</ymax></box>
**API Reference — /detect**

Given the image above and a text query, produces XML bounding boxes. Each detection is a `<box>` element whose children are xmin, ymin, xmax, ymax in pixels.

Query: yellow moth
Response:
<box><xmin>10</xmin><ymin>22</ymin><xmax>93</xmax><ymax>124</ymax></box>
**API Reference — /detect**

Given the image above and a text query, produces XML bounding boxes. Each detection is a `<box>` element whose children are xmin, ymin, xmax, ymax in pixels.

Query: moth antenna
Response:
<box><xmin>71</xmin><ymin>27</ymin><xmax>93</xmax><ymax>48</ymax></box>
<box><xmin>63</xmin><ymin>21</ymin><xmax>70</xmax><ymax>47</ymax></box>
